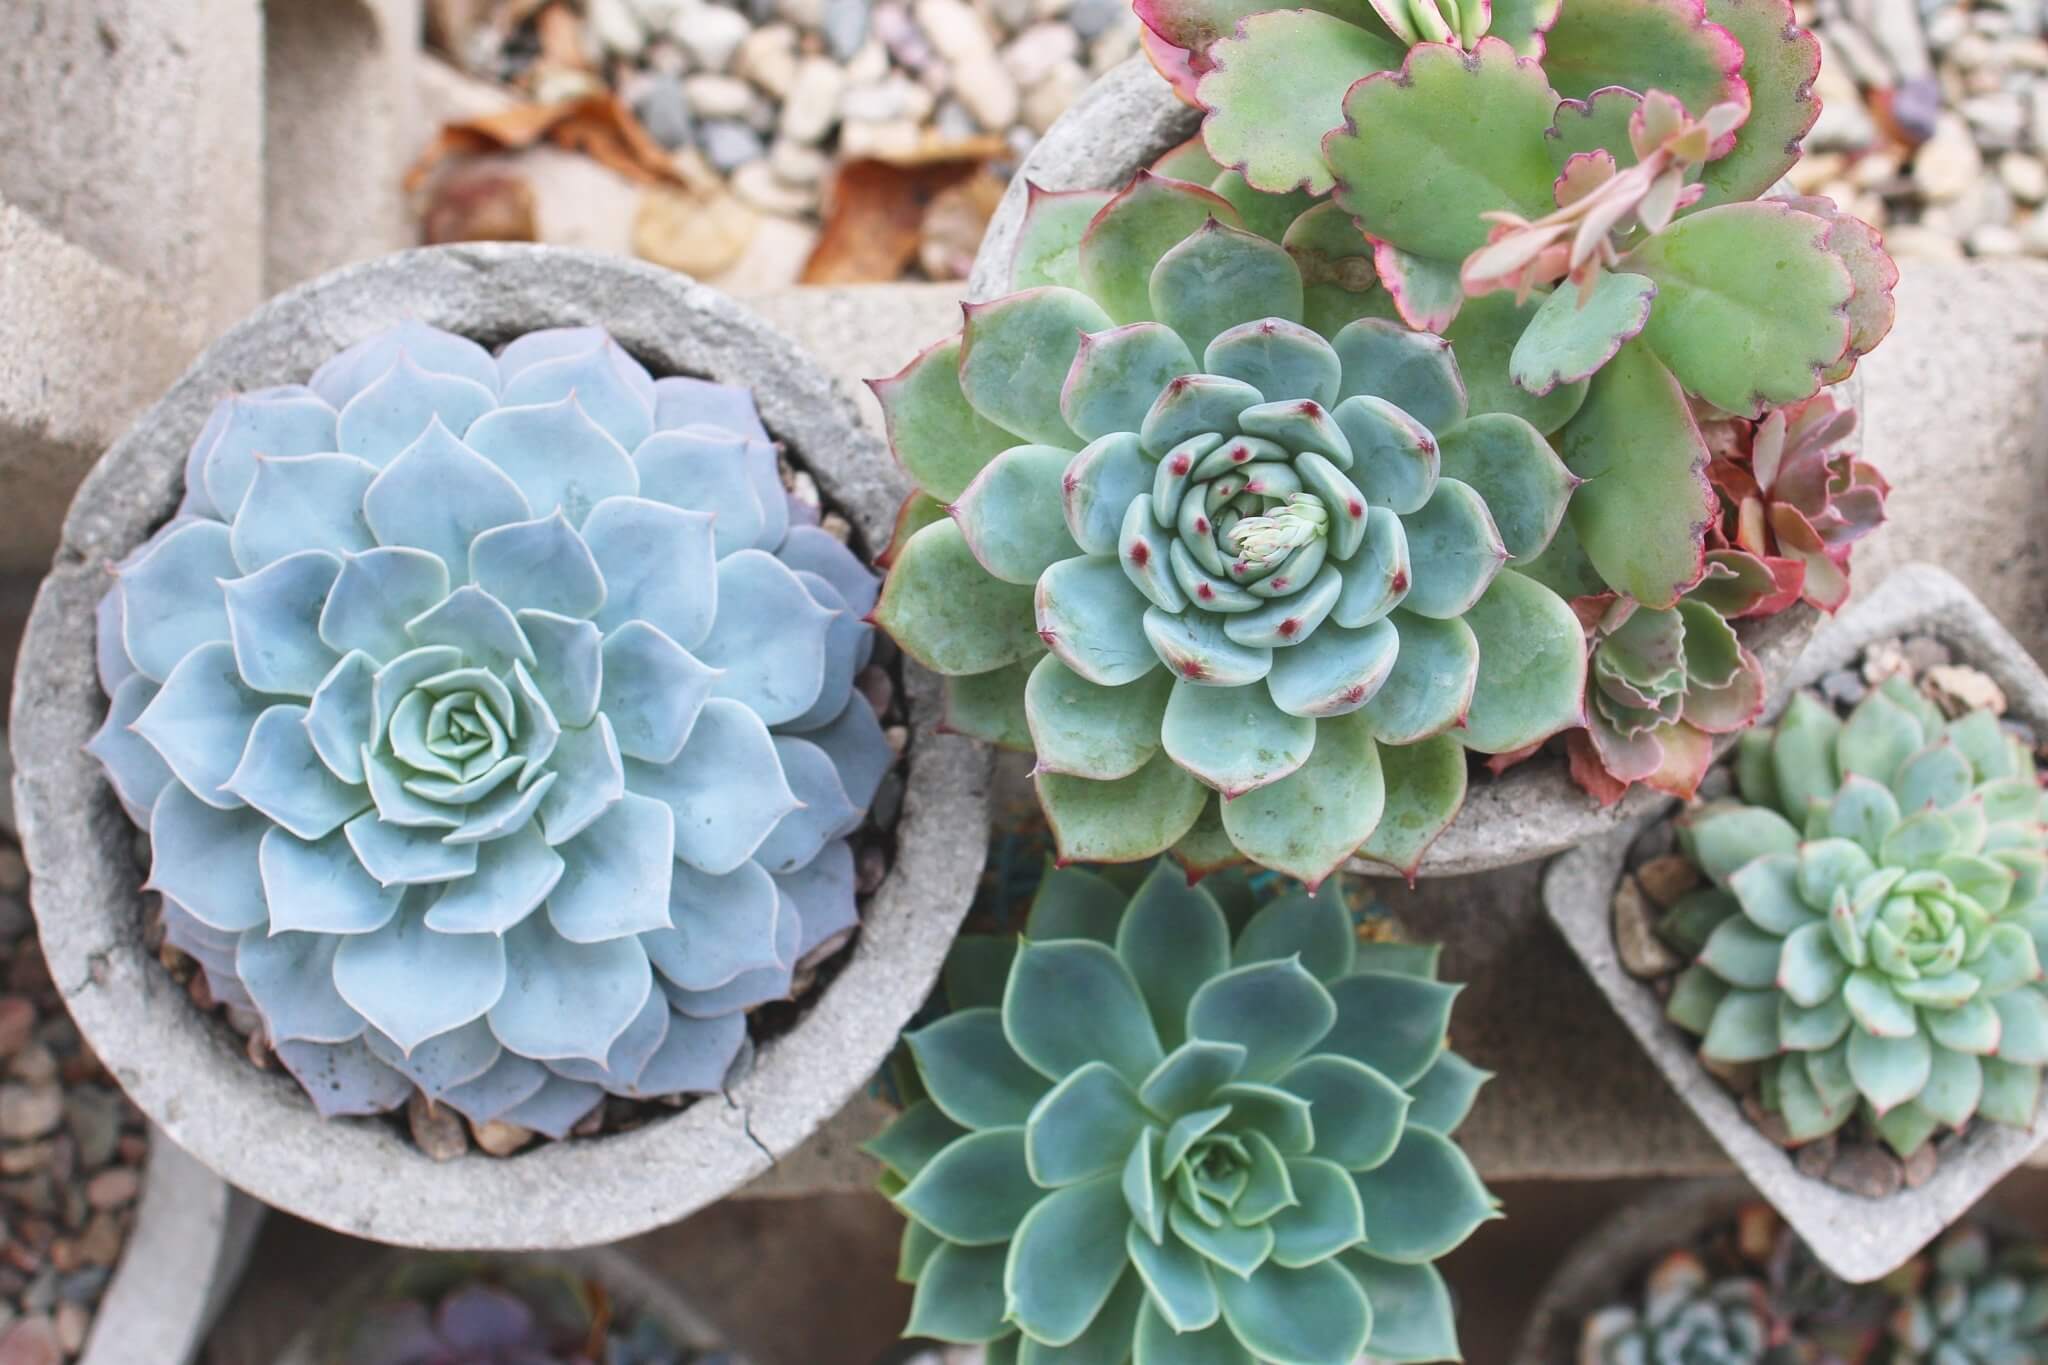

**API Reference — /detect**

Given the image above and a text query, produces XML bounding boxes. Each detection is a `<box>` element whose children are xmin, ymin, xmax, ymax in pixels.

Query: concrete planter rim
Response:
<box><xmin>9</xmin><ymin>243</ymin><xmax>991</xmax><ymax>1250</ymax></box>
<box><xmin>1509</xmin><ymin>1178</ymin><xmax>1763</xmax><ymax>1365</ymax></box>
<box><xmin>272</xmin><ymin>1246</ymin><xmax>727</xmax><ymax>1365</ymax></box>
<box><xmin>970</xmin><ymin>57</ymin><xmax>1828</xmax><ymax>879</ymax></box>
<box><xmin>81</xmin><ymin>1127</ymin><xmax>265</xmax><ymax>1365</ymax></box>
<box><xmin>1543</xmin><ymin>562</ymin><xmax>2048</xmax><ymax>1283</ymax></box>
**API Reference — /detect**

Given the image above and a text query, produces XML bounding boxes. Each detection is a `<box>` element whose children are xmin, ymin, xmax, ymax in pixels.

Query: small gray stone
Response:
<box><xmin>61</xmin><ymin>1091</ymin><xmax>120</xmax><ymax>1169</ymax></box>
<box><xmin>1891</xmin><ymin>75</ymin><xmax>1946</xmax><ymax>144</ymax></box>
<box><xmin>1901</xmin><ymin>1136</ymin><xmax>1938</xmax><ymax>1188</ymax></box>
<box><xmin>633</xmin><ymin>73</ymin><xmax>696</xmax><ymax>151</ymax></box>
<box><xmin>1793</xmin><ymin>1133</ymin><xmax>1838</xmax><ymax>1181</ymax></box>
<box><xmin>1825</xmin><ymin>1144</ymin><xmax>1904</xmax><ymax>1200</ymax></box>
<box><xmin>0</xmin><ymin>1084</ymin><xmax>61</xmax><ymax>1140</ymax></box>
<box><xmin>407</xmin><ymin>1091</ymin><xmax>470</xmax><ymax>1162</ymax></box>
<box><xmin>1068</xmin><ymin>0</ymin><xmax>1124</xmax><ymax>39</ymax></box>
<box><xmin>822</xmin><ymin>0</ymin><xmax>873</xmax><ymax>59</ymax></box>
<box><xmin>699</xmin><ymin>118</ymin><xmax>767</xmax><ymax>170</ymax></box>
<box><xmin>1817</xmin><ymin>668</ymin><xmax>1868</xmax><ymax>705</ymax></box>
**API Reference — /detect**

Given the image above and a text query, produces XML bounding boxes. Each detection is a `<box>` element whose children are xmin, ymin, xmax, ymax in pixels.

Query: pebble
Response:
<box><xmin>1927</xmin><ymin>662</ymin><xmax>2008</xmax><ymax>713</ymax></box>
<box><xmin>1902</xmin><ymin>1137</ymin><xmax>1938</xmax><ymax>1188</ymax></box>
<box><xmin>2000</xmin><ymin>150</ymin><xmax>2048</xmax><ymax>199</ymax></box>
<box><xmin>1826</xmin><ymin>1144</ymin><xmax>1904</xmax><ymax>1199</ymax></box>
<box><xmin>469</xmin><ymin>1120</ymin><xmax>535</xmax><ymax>1157</ymax></box>
<box><xmin>734</xmin><ymin>160</ymin><xmax>821</xmax><ymax>214</ymax></box>
<box><xmin>50</xmin><ymin>1304</ymin><xmax>83</xmax><ymax>1356</ymax></box>
<box><xmin>733</xmin><ymin>23</ymin><xmax>801</xmax><ymax>96</ymax></box>
<box><xmin>74</xmin><ymin>1215</ymin><xmax>119</xmax><ymax>1270</ymax></box>
<box><xmin>588</xmin><ymin>0</ymin><xmax>650</xmax><ymax>56</ymax></box>
<box><xmin>82</xmin><ymin>1169</ymin><xmax>135</xmax><ymax>1211</ymax></box>
<box><xmin>916</xmin><ymin>0</ymin><xmax>998</xmax><ymax>61</ymax></box>
<box><xmin>675</xmin><ymin>0</ymin><xmax>755</xmax><ymax>68</ymax></box>
<box><xmin>406</xmin><ymin>1092</ymin><xmax>470</xmax><ymax>1163</ymax></box>
<box><xmin>685</xmin><ymin>73</ymin><xmax>757</xmax><ymax>118</ymax></box>
<box><xmin>699</xmin><ymin>117</ymin><xmax>769</xmax><ymax>169</ymax></box>
<box><xmin>769</xmin><ymin>137</ymin><xmax>830</xmax><ymax>184</ymax></box>
<box><xmin>0</xmin><ymin>856</ymin><xmax>21</xmax><ymax>900</ymax></box>
<box><xmin>0</xmin><ymin>1316</ymin><xmax>59</xmax><ymax>1365</ymax></box>
<box><xmin>949</xmin><ymin>53</ymin><xmax>1019</xmax><ymax>128</ymax></box>
<box><xmin>780</xmin><ymin>56</ymin><xmax>848</xmax><ymax>142</ymax></box>
<box><xmin>0</xmin><ymin>1004</ymin><xmax>30</xmax><ymax>1059</ymax></box>
<box><xmin>822</xmin><ymin>0</ymin><xmax>874</xmax><ymax>58</ymax></box>
<box><xmin>634</xmin><ymin>182</ymin><xmax>759</xmax><ymax>274</ymax></box>
<box><xmin>1914</xmin><ymin>113</ymin><xmax>1986</xmax><ymax>199</ymax></box>
<box><xmin>1611</xmin><ymin>876</ymin><xmax>1682</xmax><ymax>979</ymax></box>
<box><xmin>0</xmin><ymin>1088</ymin><xmax>59</xmax><ymax>1143</ymax></box>
<box><xmin>1067</xmin><ymin>0</ymin><xmax>1123</xmax><ymax>37</ymax></box>
<box><xmin>634</xmin><ymin>72</ymin><xmax>696</xmax><ymax>150</ymax></box>
<box><xmin>1002</xmin><ymin>22</ymin><xmax>1078</xmax><ymax>85</ymax></box>
<box><xmin>1635</xmin><ymin>855</ymin><xmax>1702</xmax><ymax>909</ymax></box>
<box><xmin>1022</xmin><ymin>60</ymin><xmax>1087</xmax><ymax>134</ymax></box>
<box><xmin>1793</xmin><ymin>1133</ymin><xmax>1838</xmax><ymax>1180</ymax></box>
<box><xmin>1968</xmin><ymin>221</ymin><xmax>2026</xmax><ymax>253</ymax></box>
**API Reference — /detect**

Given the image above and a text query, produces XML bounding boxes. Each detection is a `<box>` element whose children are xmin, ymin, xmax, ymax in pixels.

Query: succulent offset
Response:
<box><xmin>315</xmin><ymin>1258</ymin><xmax>708</xmax><ymax>1364</ymax></box>
<box><xmin>1885</xmin><ymin>1227</ymin><xmax>2048</xmax><ymax>1363</ymax></box>
<box><xmin>869</xmin><ymin>861</ymin><xmax>1498</xmax><ymax>1365</ymax></box>
<box><xmin>1579</xmin><ymin>1250</ymin><xmax>1782</xmax><ymax>1365</ymax></box>
<box><xmin>1661</xmin><ymin>680</ymin><xmax>2048</xmax><ymax>1158</ymax></box>
<box><xmin>874</xmin><ymin>147</ymin><xmax>1587</xmax><ymax>883</ymax></box>
<box><xmin>86</xmin><ymin>322</ymin><xmax>895</xmax><ymax>1134</ymax></box>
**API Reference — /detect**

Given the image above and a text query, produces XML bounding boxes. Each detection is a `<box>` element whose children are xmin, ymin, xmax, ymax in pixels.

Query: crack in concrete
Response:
<box><xmin>727</xmin><ymin>1088</ymin><xmax>774</xmax><ymax>1166</ymax></box>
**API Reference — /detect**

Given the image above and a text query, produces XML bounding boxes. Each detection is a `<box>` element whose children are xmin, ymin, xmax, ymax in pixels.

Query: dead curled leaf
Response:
<box><xmin>405</xmin><ymin>93</ymin><xmax>700</xmax><ymax>193</ymax></box>
<box><xmin>802</xmin><ymin>153</ymin><xmax>1002</xmax><ymax>285</ymax></box>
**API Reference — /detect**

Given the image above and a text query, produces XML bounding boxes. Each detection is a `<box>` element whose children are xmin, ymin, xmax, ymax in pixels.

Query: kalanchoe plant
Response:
<box><xmin>1580</xmin><ymin>1250</ymin><xmax>1788</xmax><ymax>1365</ymax></box>
<box><xmin>1661</xmin><ymin>679</ymin><xmax>2048</xmax><ymax>1159</ymax></box>
<box><xmin>1701</xmin><ymin>391</ymin><xmax>1890</xmax><ymax>617</ymax></box>
<box><xmin>1882</xmin><ymin>1227</ymin><xmax>2048</xmax><ymax>1363</ymax></box>
<box><xmin>868</xmin><ymin>862</ymin><xmax>1497</xmax><ymax>1364</ymax></box>
<box><xmin>85</xmin><ymin>322</ymin><xmax>895</xmax><ymax>1135</ymax></box>
<box><xmin>312</xmin><ymin>1258</ymin><xmax>714</xmax><ymax>1364</ymax></box>
<box><xmin>874</xmin><ymin>149</ymin><xmax>1587</xmax><ymax>883</ymax></box>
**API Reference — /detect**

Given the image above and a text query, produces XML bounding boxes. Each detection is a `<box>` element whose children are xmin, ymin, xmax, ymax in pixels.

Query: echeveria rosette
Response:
<box><xmin>1661</xmin><ymin>680</ymin><xmax>2048</xmax><ymax>1160</ymax></box>
<box><xmin>1318</xmin><ymin>38</ymin><xmax>1892</xmax><ymax>612</ymax></box>
<box><xmin>868</xmin><ymin>862</ymin><xmax>1498</xmax><ymax>1365</ymax></box>
<box><xmin>873</xmin><ymin>169</ymin><xmax>1587</xmax><ymax>884</ymax></box>
<box><xmin>1884</xmin><ymin>1227</ymin><xmax>2048</xmax><ymax>1363</ymax></box>
<box><xmin>85</xmin><ymin>322</ymin><xmax>896</xmax><ymax>1136</ymax></box>
<box><xmin>1580</xmin><ymin>1251</ymin><xmax>1787</xmax><ymax>1365</ymax></box>
<box><xmin>1703</xmin><ymin>391</ymin><xmax>1891</xmax><ymax>616</ymax></box>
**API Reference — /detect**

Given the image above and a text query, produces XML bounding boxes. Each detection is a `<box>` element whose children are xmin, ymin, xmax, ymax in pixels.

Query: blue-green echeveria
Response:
<box><xmin>869</xmin><ymin>861</ymin><xmax>1498</xmax><ymax>1364</ymax></box>
<box><xmin>872</xmin><ymin>158</ymin><xmax>1587</xmax><ymax>885</ymax></box>
<box><xmin>1663</xmin><ymin>678</ymin><xmax>2048</xmax><ymax>1159</ymax></box>
<box><xmin>1885</xmin><ymin>1226</ymin><xmax>2048</xmax><ymax>1362</ymax></box>
<box><xmin>1580</xmin><ymin>1250</ymin><xmax>1780</xmax><ymax>1365</ymax></box>
<box><xmin>86</xmin><ymin>322</ymin><xmax>895</xmax><ymax>1135</ymax></box>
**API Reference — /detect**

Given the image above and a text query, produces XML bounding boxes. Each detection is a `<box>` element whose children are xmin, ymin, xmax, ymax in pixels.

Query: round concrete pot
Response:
<box><xmin>9</xmin><ymin>244</ymin><xmax>992</xmax><ymax>1249</ymax></box>
<box><xmin>969</xmin><ymin>57</ymin><xmax>1829</xmax><ymax>878</ymax></box>
<box><xmin>272</xmin><ymin>1247</ymin><xmax>728</xmax><ymax>1365</ymax></box>
<box><xmin>1511</xmin><ymin>1179</ymin><xmax>1762</xmax><ymax>1365</ymax></box>
<box><xmin>1544</xmin><ymin>564</ymin><xmax>2048</xmax><ymax>1283</ymax></box>
<box><xmin>83</xmin><ymin>1127</ymin><xmax>264</xmax><ymax>1365</ymax></box>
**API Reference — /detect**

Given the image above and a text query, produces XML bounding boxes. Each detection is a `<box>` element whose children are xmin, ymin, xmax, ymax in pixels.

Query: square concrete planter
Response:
<box><xmin>1545</xmin><ymin>563</ymin><xmax>2048</xmax><ymax>1282</ymax></box>
<box><xmin>969</xmin><ymin>57</ymin><xmax>1829</xmax><ymax>879</ymax></box>
<box><xmin>9</xmin><ymin>244</ymin><xmax>992</xmax><ymax>1249</ymax></box>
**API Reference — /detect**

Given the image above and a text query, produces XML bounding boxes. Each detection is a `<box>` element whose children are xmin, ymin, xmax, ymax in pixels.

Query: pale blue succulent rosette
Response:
<box><xmin>85</xmin><ymin>321</ymin><xmax>898</xmax><ymax>1138</ymax></box>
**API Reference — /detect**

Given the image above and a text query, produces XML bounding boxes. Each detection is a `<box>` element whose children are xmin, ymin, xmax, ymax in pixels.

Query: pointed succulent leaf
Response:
<box><xmin>871</xmin><ymin>335</ymin><xmax>1018</xmax><ymax>502</ymax></box>
<box><xmin>1150</xmin><ymin>221</ymin><xmax>1304</xmax><ymax>356</ymax></box>
<box><xmin>1064</xmin><ymin>432</ymin><xmax>1155</xmax><ymax>556</ymax></box>
<box><xmin>942</xmin><ymin>660</ymin><xmax>1035</xmax><ymax>751</ymax></box>
<box><xmin>1006</xmin><ymin>938</ymin><xmax>1165</xmax><ymax>1085</ymax></box>
<box><xmin>1080</xmin><ymin>171</ymin><xmax>1243</xmax><ymax>323</ymax></box>
<box><xmin>1064</xmin><ymin>325</ymin><xmax>1198</xmax><ymax>442</ymax></box>
<box><xmin>1327</xmin><ymin>38</ymin><xmax>1559</xmax><ymax>262</ymax></box>
<box><xmin>960</xmin><ymin>288</ymin><xmax>1113</xmax><ymax>447</ymax></box>
<box><xmin>1435</xmin><ymin>413</ymin><xmax>1575</xmax><ymax>563</ymax></box>
<box><xmin>1005</xmin><ymin>1175</ymin><xmax>1132</xmax><ymax>1346</ymax></box>
<box><xmin>632</xmin><ymin>699</ymin><xmax>795</xmax><ymax>875</ymax></box>
<box><xmin>1126</xmin><ymin>1225</ymin><xmax>1222</xmax><ymax>1334</ymax></box>
<box><xmin>222</xmin><ymin>550</ymin><xmax>343</xmax><ymax>697</ymax></box>
<box><xmin>907</xmin><ymin>1243</ymin><xmax>1012</xmax><ymax>1344</ymax></box>
<box><xmin>1161</xmin><ymin>681</ymin><xmax>1315</xmax><ymax>798</ymax></box>
<box><xmin>147</xmin><ymin>784</ymin><xmax>269</xmax><ymax>932</ymax></box>
<box><xmin>1026</xmin><ymin>653</ymin><xmax>1170</xmax><ymax>781</ymax></box>
<box><xmin>1372</xmin><ymin>240</ymin><xmax>1466</xmax><ymax>335</ymax></box>
<box><xmin>1196</xmin><ymin>11</ymin><xmax>1403</xmax><ymax>197</ymax></box>
<box><xmin>1345</xmin><ymin>1254</ymin><xmax>1459</xmax><ymax>1363</ymax></box>
<box><xmin>1459</xmin><ymin>571</ymin><xmax>1586</xmax><ymax>753</ymax></box>
<box><xmin>1323</xmin><ymin>971</ymin><xmax>1456</xmax><ymax>1087</ymax></box>
<box><xmin>134</xmin><ymin>641</ymin><xmax>270</xmax><ymax>809</ymax></box>
<box><xmin>236</xmin><ymin>931</ymin><xmax>363</xmax><ymax>1045</ymax></box>
<box><xmin>1116</xmin><ymin>865</ymin><xmax>1233</xmax><ymax>1050</ymax></box>
<box><xmin>634</xmin><ymin>431</ymin><xmax>770</xmax><ymax>559</ymax></box>
<box><xmin>1444</xmin><ymin>294</ymin><xmax>1591</xmax><ymax>435</ymax></box>
<box><xmin>1010</xmin><ymin>184</ymin><xmax>1114</xmax><ymax>291</ymax></box>
<box><xmin>876</xmin><ymin>520</ymin><xmax>1042</xmax><ymax>676</ymax></box>
<box><xmin>1219</xmin><ymin>709</ymin><xmax>1385</xmax><ymax>887</ymax></box>
<box><xmin>1509</xmin><ymin>274</ymin><xmax>1659</xmax><ymax>396</ymax></box>
<box><xmin>1350</xmin><ymin>1126</ymin><xmax>1495</xmax><ymax>1263</ymax></box>
<box><xmin>197</xmin><ymin>390</ymin><xmax>340</xmax><ymax>523</ymax></box>
<box><xmin>1556</xmin><ymin>338</ymin><xmax>1711</xmax><ymax>609</ymax></box>
<box><xmin>1205</xmin><ymin>320</ymin><xmax>1342</xmax><ymax>408</ymax></box>
<box><xmin>1038</xmin><ymin>554</ymin><xmax>1162</xmax><ymax>686</ymax></box>
<box><xmin>597</xmin><ymin>621</ymin><xmax>717</xmax><ymax>764</ymax></box>
<box><xmin>1848</xmin><ymin>1027</ymin><xmax>1932</xmax><ymax>1114</ymax></box>
<box><xmin>331</xmin><ymin>893</ymin><xmax>508</xmax><ymax>1051</ymax></box>
<box><xmin>896</xmin><ymin>1127</ymin><xmax>1040</xmax><ymax>1246</ymax></box>
<box><xmin>1039</xmin><ymin>754</ymin><xmax>1211</xmax><ymax>864</ymax></box>
<box><xmin>229</xmin><ymin>454</ymin><xmax>377</xmax><ymax>574</ymax></box>
<box><xmin>1356</xmin><ymin>613</ymin><xmax>1478</xmax><ymax>745</ymax></box>
<box><xmin>1026</xmin><ymin>1061</ymin><xmax>1150</xmax><ymax>1185</ymax></box>
<box><xmin>909</xmin><ymin>1008</ymin><xmax>1053</xmax><ymax>1130</ymax></box>
<box><xmin>1282</xmin><ymin>1055</ymin><xmax>1409</xmax><ymax>1170</ymax></box>
<box><xmin>1356</xmin><ymin>733</ymin><xmax>1468</xmax><ymax>878</ymax></box>
<box><xmin>1622</xmin><ymin>204</ymin><xmax>1855</xmax><ymax>418</ymax></box>
<box><xmin>582</xmin><ymin>495</ymin><xmax>718</xmax><ymax>652</ymax></box>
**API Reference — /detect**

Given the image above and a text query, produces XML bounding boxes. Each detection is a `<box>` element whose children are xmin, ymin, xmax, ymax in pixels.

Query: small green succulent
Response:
<box><xmin>867</xmin><ymin>862</ymin><xmax>1497</xmax><ymax>1364</ymax></box>
<box><xmin>1663</xmin><ymin>679</ymin><xmax>2048</xmax><ymax>1158</ymax></box>
<box><xmin>1580</xmin><ymin>1249</ymin><xmax>1788</xmax><ymax>1365</ymax></box>
<box><xmin>874</xmin><ymin>147</ymin><xmax>1587</xmax><ymax>884</ymax></box>
<box><xmin>1883</xmin><ymin>1227</ymin><xmax>2048</xmax><ymax>1363</ymax></box>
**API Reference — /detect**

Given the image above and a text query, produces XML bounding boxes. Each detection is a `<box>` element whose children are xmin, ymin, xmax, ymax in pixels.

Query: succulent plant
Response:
<box><xmin>316</xmin><ymin>1258</ymin><xmax>713</xmax><ymax>1365</ymax></box>
<box><xmin>1703</xmin><ymin>391</ymin><xmax>1890</xmax><ymax>617</ymax></box>
<box><xmin>868</xmin><ymin>860</ymin><xmax>1498</xmax><ymax>1365</ymax></box>
<box><xmin>86</xmin><ymin>322</ymin><xmax>895</xmax><ymax>1133</ymax></box>
<box><xmin>1579</xmin><ymin>1250</ymin><xmax>1787</xmax><ymax>1365</ymax></box>
<box><xmin>874</xmin><ymin>151</ymin><xmax>1587</xmax><ymax>883</ymax></box>
<box><xmin>1660</xmin><ymin>679</ymin><xmax>2048</xmax><ymax>1158</ymax></box>
<box><xmin>1883</xmin><ymin>1227</ymin><xmax>2048</xmax><ymax>1363</ymax></box>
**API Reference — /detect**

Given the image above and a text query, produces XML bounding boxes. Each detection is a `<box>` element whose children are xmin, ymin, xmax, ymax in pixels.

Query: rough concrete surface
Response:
<box><xmin>83</xmin><ymin>1128</ymin><xmax>263</xmax><ymax>1365</ymax></box>
<box><xmin>1547</xmin><ymin>565</ymin><xmax>2048</xmax><ymax>1282</ymax></box>
<box><xmin>10</xmin><ymin>245</ymin><xmax>991</xmax><ymax>1249</ymax></box>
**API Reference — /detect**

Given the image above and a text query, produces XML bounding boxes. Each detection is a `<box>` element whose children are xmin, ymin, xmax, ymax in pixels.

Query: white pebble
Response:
<box><xmin>950</xmin><ymin>51</ymin><xmax>1020</xmax><ymax>129</ymax></box>
<box><xmin>916</xmin><ymin>0</ymin><xmax>999</xmax><ymax>61</ymax></box>
<box><xmin>780</xmin><ymin>55</ymin><xmax>848</xmax><ymax>143</ymax></box>
<box><xmin>685</xmin><ymin>73</ymin><xmax>757</xmax><ymax>118</ymax></box>
<box><xmin>673</xmin><ymin>1</ymin><xmax>754</xmax><ymax>70</ymax></box>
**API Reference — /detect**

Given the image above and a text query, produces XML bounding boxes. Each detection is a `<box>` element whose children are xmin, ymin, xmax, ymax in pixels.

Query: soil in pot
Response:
<box><xmin>0</xmin><ymin>826</ymin><xmax>153</xmax><ymax>1362</ymax></box>
<box><xmin>107</xmin><ymin>326</ymin><xmax>912</xmax><ymax>1165</ymax></box>
<box><xmin>1609</xmin><ymin>634</ymin><xmax>2046</xmax><ymax>1201</ymax></box>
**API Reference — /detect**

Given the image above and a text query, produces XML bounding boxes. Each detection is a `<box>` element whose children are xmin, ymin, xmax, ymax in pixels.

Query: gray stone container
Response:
<box><xmin>970</xmin><ymin>57</ymin><xmax>1827</xmax><ymax>878</ymax></box>
<box><xmin>9</xmin><ymin>245</ymin><xmax>992</xmax><ymax>1250</ymax></box>
<box><xmin>83</xmin><ymin>1128</ymin><xmax>264</xmax><ymax>1365</ymax></box>
<box><xmin>1544</xmin><ymin>563</ymin><xmax>2048</xmax><ymax>1283</ymax></box>
<box><xmin>1510</xmin><ymin>1179</ymin><xmax>1763</xmax><ymax>1365</ymax></box>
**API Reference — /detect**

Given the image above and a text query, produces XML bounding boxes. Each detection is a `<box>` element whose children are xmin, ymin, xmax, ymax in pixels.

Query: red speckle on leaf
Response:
<box><xmin>1258</xmin><ymin>320</ymin><xmax>1278</xmax><ymax>335</ymax></box>
<box><xmin>1129</xmin><ymin>541</ymin><xmax>1151</xmax><ymax>566</ymax></box>
<box><xmin>1231</xmin><ymin>446</ymin><xmax>1250</xmax><ymax>462</ymax></box>
<box><xmin>1062</xmin><ymin>472</ymin><xmax>1078</xmax><ymax>494</ymax></box>
<box><xmin>1170</xmin><ymin>376</ymin><xmax>1192</xmax><ymax>393</ymax></box>
<box><xmin>1180</xmin><ymin>659</ymin><xmax>1206</xmax><ymax>679</ymax></box>
<box><xmin>1196</xmin><ymin>517</ymin><xmax>1211</xmax><ymax>534</ymax></box>
<box><xmin>1298</xmin><ymin>401</ymin><xmax>1321</xmax><ymax>416</ymax></box>
<box><xmin>1347</xmin><ymin>499</ymin><xmax>1363</xmax><ymax>518</ymax></box>
<box><xmin>1279</xmin><ymin>618</ymin><xmax>1298</xmax><ymax>638</ymax></box>
<box><xmin>1418</xmin><ymin>435</ymin><xmax>1437</xmax><ymax>455</ymax></box>
<box><xmin>1171</xmin><ymin>455</ymin><xmax>1191</xmax><ymax>474</ymax></box>
<box><xmin>1197</xmin><ymin>583</ymin><xmax>1215</xmax><ymax>601</ymax></box>
<box><xmin>1245</xmin><ymin>479</ymin><xmax>1265</xmax><ymax>493</ymax></box>
<box><xmin>1391</xmin><ymin>570</ymin><xmax>1409</xmax><ymax>592</ymax></box>
<box><xmin>1037</xmin><ymin>628</ymin><xmax>1059</xmax><ymax>646</ymax></box>
<box><xmin>1271</xmin><ymin>578</ymin><xmax>1288</xmax><ymax>591</ymax></box>
<box><xmin>1343</xmin><ymin>685</ymin><xmax>1367</xmax><ymax>703</ymax></box>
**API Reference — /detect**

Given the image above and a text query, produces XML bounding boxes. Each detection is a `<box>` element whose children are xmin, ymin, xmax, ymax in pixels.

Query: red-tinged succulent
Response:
<box><xmin>1703</xmin><ymin>390</ymin><xmax>1891</xmax><ymax>616</ymax></box>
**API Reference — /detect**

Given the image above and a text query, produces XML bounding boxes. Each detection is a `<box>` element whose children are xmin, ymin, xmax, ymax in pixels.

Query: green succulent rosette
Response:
<box><xmin>1580</xmin><ymin>1250</ymin><xmax>1787</xmax><ymax>1365</ymax></box>
<box><xmin>868</xmin><ymin>862</ymin><xmax>1497</xmax><ymax>1365</ymax></box>
<box><xmin>1664</xmin><ymin>677</ymin><xmax>2048</xmax><ymax>1158</ymax></box>
<box><xmin>872</xmin><ymin>161</ymin><xmax>1587</xmax><ymax>884</ymax></box>
<box><xmin>1884</xmin><ymin>1226</ymin><xmax>2048</xmax><ymax>1363</ymax></box>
